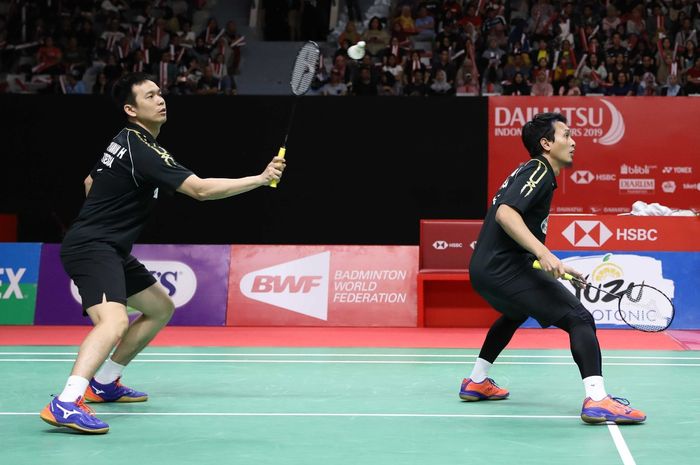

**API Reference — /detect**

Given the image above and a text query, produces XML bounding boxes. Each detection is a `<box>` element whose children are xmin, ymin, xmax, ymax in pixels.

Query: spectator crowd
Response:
<box><xmin>2</xmin><ymin>0</ymin><xmax>699</xmax><ymax>97</ymax></box>
<box><xmin>312</xmin><ymin>0</ymin><xmax>700</xmax><ymax>96</ymax></box>
<box><xmin>0</xmin><ymin>0</ymin><xmax>242</xmax><ymax>95</ymax></box>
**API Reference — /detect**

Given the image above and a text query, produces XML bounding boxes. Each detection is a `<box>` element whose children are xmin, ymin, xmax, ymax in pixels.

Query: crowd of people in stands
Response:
<box><xmin>2</xmin><ymin>1</ymin><xmax>699</xmax><ymax>97</ymax></box>
<box><xmin>0</xmin><ymin>0</ymin><xmax>242</xmax><ymax>95</ymax></box>
<box><xmin>315</xmin><ymin>0</ymin><xmax>700</xmax><ymax>96</ymax></box>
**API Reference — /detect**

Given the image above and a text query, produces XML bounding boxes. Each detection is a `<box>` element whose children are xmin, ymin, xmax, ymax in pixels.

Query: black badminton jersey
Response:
<box><xmin>61</xmin><ymin>123</ymin><xmax>193</xmax><ymax>257</ymax></box>
<box><xmin>469</xmin><ymin>155</ymin><xmax>557</xmax><ymax>284</ymax></box>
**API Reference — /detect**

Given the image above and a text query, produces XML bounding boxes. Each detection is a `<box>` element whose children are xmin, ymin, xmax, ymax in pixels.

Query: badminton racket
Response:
<box><xmin>271</xmin><ymin>41</ymin><xmax>320</xmax><ymax>188</ymax></box>
<box><xmin>533</xmin><ymin>260</ymin><xmax>674</xmax><ymax>332</ymax></box>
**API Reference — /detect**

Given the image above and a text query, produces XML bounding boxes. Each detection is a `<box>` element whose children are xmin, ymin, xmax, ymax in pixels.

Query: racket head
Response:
<box><xmin>290</xmin><ymin>41</ymin><xmax>320</xmax><ymax>96</ymax></box>
<box><xmin>617</xmin><ymin>284</ymin><xmax>674</xmax><ymax>332</ymax></box>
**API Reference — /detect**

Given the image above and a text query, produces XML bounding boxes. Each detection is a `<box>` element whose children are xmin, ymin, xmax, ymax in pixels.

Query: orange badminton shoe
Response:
<box><xmin>459</xmin><ymin>377</ymin><xmax>510</xmax><ymax>401</ymax></box>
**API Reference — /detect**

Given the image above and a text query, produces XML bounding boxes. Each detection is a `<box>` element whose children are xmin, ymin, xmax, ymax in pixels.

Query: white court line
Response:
<box><xmin>0</xmin><ymin>358</ymin><xmax>698</xmax><ymax>366</ymax></box>
<box><xmin>608</xmin><ymin>424</ymin><xmax>637</xmax><ymax>465</ymax></box>
<box><xmin>1</xmin><ymin>351</ymin><xmax>698</xmax><ymax>360</ymax></box>
<box><xmin>0</xmin><ymin>411</ymin><xmax>579</xmax><ymax>419</ymax></box>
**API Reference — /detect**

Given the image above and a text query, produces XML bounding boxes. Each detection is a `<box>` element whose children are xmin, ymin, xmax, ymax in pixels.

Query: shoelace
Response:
<box><xmin>611</xmin><ymin>397</ymin><xmax>630</xmax><ymax>406</ymax></box>
<box><xmin>75</xmin><ymin>397</ymin><xmax>96</xmax><ymax>416</ymax></box>
<box><xmin>485</xmin><ymin>378</ymin><xmax>501</xmax><ymax>387</ymax></box>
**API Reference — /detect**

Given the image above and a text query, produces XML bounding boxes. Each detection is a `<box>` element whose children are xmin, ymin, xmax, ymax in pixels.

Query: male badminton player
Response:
<box><xmin>40</xmin><ymin>72</ymin><xmax>285</xmax><ymax>434</ymax></box>
<box><xmin>461</xmin><ymin>112</ymin><xmax>645</xmax><ymax>424</ymax></box>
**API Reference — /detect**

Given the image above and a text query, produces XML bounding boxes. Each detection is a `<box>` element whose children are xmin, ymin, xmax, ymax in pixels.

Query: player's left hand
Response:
<box><xmin>565</xmin><ymin>266</ymin><xmax>588</xmax><ymax>290</ymax></box>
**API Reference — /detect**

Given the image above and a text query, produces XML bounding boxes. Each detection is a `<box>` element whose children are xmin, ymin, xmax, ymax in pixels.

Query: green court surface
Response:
<box><xmin>1</xmin><ymin>347</ymin><xmax>698</xmax><ymax>465</ymax></box>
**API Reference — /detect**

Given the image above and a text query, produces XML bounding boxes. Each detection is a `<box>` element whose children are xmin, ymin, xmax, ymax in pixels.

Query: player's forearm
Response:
<box><xmin>184</xmin><ymin>176</ymin><xmax>265</xmax><ymax>201</ymax></box>
<box><xmin>495</xmin><ymin>204</ymin><xmax>549</xmax><ymax>258</ymax></box>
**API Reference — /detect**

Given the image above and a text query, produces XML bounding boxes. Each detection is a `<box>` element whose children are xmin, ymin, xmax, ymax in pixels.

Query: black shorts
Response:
<box><xmin>60</xmin><ymin>246</ymin><xmax>156</xmax><ymax>314</ymax></box>
<box><xmin>470</xmin><ymin>267</ymin><xmax>581</xmax><ymax>328</ymax></box>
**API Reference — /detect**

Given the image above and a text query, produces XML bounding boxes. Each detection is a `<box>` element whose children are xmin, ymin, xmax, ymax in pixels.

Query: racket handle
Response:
<box><xmin>270</xmin><ymin>146</ymin><xmax>286</xmax><ymax>188</ymax></box>
<box><xmin>532</xmin><ymin>260</ymin><xmax>575</xmax><ymax>281</ymax></box>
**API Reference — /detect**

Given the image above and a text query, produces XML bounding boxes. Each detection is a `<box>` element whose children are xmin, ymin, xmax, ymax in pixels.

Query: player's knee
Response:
<box><xmin>100</xmin><ymin>312</ymin><xmax>129</xmax><ymax>339</ymax></box>
<box><xmin>573</xmin><ymin>304</ymin><xmax>596</xmax><ymax>330</ymax></box>
<box><xmin>154</xmin><ymin>297</ymin><xmax>175</xmax><ymax>322</ymax></box>
<box><xmin>554</xmin><ymin>306</ymin><xmax>595</xmax><ymax>333</ymax></box>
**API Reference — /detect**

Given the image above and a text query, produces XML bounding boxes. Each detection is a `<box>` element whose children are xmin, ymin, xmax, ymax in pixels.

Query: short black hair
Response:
<box><xmin>521</xmin><ymin>112</ymin><xmax>567</xmax><ymax>158</ymax></box>
<box><xmin>112</xmin><ymin>72</ymin><xmax>156</xmax><ymax>108</ymax></box>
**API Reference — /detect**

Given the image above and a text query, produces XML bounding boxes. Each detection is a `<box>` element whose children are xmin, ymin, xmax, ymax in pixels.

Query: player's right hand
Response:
<box><xmin>536</xmin><ymin>251</ymin><xmax>566</xmax><ymax>279</ymax></box>
<box><xmin>262</xmin><ymin>156</ymin><xmax>286</xmax><ymax>185</ymax></box>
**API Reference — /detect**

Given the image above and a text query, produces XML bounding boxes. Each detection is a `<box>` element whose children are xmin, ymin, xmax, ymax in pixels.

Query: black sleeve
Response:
<box><xmin>127</xmin><ymin>131</ymin><xmax>194</xmax><ymax>193</ymax></box>
<box><xmin>497</xmin><ymin>159</ymin><xmax>552</xmax><ymax>215</ymax></box>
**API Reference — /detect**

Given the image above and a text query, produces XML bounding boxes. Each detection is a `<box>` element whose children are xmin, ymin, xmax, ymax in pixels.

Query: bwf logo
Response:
<box><xmin>239</xmin><ymin>252</ymin><xmax>330</xmax><ymax>320</ymax></box>
<box><xmin>562</xmin><ymin>221</ymin><xmax>613</xmax><ymax>247</ymax></box>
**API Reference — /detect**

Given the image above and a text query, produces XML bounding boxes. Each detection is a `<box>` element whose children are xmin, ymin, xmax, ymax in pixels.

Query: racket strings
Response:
<box><xmin>618</xmin><ymin>284</ymin><xmax>674</xmax><ymax>332</ymax></box>
<box><xmin>290</xmin><ymin>42</ymin><xmax>320</xmax><ymax>96</ymax></box>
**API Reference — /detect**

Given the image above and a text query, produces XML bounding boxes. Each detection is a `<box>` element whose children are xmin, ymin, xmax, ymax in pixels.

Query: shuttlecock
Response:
<box><xmin>348</xmin><ymin>41</ymin><xmax>366</xmax><ymax>60</ymax></box>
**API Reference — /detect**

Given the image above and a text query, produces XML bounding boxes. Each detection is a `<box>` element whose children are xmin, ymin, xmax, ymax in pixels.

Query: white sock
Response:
<box><xmin>94</xmin><ymin>358</ymin><xmax>126</xmax><ymax>385</ymax></box>
<box><xmin>469</xmin><ymin>358</ymin><xmax>493</xmax><ymax>383</ymax></box>
<box><xmin>583</xmin><ymin>376</ymin><xmax>607</xmax><ymax>401</ymax></box>
<box><xmin>57</xmin><ymin>375</ymin><xmax>90</xmax><ymax>402</ymax></box>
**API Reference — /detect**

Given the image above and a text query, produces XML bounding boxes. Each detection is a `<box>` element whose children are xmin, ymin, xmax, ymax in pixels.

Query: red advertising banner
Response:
<box><xmin>547</xmin><ymin>215</ymin><xmax>700</xmax><ymax>251</ymax></box>
<box><xmin>419</xmin><ymin>220</ymin><xmax>482</xmax><ymax>271</ymax></box>
<box><xmin>489</xmin><ymin>97</ymin><xmax>700</xmax><ymax>214</ymax></box>
<box><xmin>227</xmin><ymin>245</ymin><xmax>418</xmax><ymax>326</ymax></box>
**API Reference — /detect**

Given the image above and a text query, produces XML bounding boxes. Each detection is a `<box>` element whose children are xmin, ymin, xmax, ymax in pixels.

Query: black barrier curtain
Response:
<box><xmin>0</xmin><ymin>95</ymin><xmax>488</xmax><ymax>245</ymax></box>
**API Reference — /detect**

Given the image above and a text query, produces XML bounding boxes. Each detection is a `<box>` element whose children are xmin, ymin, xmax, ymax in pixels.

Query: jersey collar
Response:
<box><xmin>535</xmin><ymin>155</ymin><xmax>558</xmax><ymax>189</ymax></box>
<box><xmin>126</xmin><ymin>122</ymin><xmax>157</xmax><ymax>144</ymax></box>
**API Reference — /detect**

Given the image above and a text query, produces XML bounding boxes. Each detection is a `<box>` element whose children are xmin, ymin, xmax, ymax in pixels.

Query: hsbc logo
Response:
<box><xmin>570</xmin><ymin>171</ymin><xmax>594</xmax><ymax>184</ymax></box>
<box><xmin>571</xmin><ymin>171</ymin><xmax>617</xmax><ymax>184</ymax></box>
<box><xmin>239</xmin><ymin>252</ymin><xmax>330</xmax><ymax>320</ymax></box>
<box><xmin>432</xmin><ymin>240</ymin><xmax>463</xmax><ymax>250</ymax></box>
<box><xmin>562</xmin><ymin>221</ymin><xmax>613</xmax><ymax>247</ymax></box>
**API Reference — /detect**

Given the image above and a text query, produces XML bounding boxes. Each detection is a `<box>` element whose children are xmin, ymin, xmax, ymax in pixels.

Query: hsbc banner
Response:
<box><xmin>489</xmin><ymin>97</ymin><xmax>700</xmax><ymax>214</ymax></box>
<box><xmin>547</xmin><ymin>215</ymin><xmax>700</xmax><ymax>251</ymax></box>
<box><xmin>0</xmin><ymin>243</ymin><xmax>42</xmax><ymax>325</ymax></box>
<box><xmin>419</xmin><ymin>220</ymin><xmax>482</xmax><ymax>271</ymax></box>
<box><xmin>228</xmin><ymin>245</ymin><xmax>418</xmax><ymax>326</ymax></box>
<box><xmin>35</xmin><ymin>244</ymin><xmax>229</xmax><ymax>325</ymax></box>
<box><xmin>521</xmin><ymin>252</ymin><xmax>700</xmax><ymax>329</ymax></box>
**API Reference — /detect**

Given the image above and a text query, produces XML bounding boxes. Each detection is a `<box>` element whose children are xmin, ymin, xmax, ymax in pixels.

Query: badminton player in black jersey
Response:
<box><xmin>40</xmin><ymin>73</ymin><xmax>286</xmax><ymax>434</ymax></box>
<box><xmin>460</xmin><ymin>112</ymin><xmax>645</xmax><ymax>424</ymax></box>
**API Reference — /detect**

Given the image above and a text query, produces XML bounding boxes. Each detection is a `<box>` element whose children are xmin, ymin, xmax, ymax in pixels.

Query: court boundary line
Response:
<box><xmin>0</xmin><ymin>411</ymin><xmax>581</xmax><ymax>419</ymax></box>
<box><xmin>1</xmin><ymin>358</ymin><xmax>697</xmax><ymax>366</ymax></box>
<box><xmin>1</xmin><ymin>351</ymin><xmax>698</xmax><ymax>360</ymax></box>
<box><xmin>608</xmin><ymin>424</ymin><xmax>637</xmax><ymax>465</ymax></box>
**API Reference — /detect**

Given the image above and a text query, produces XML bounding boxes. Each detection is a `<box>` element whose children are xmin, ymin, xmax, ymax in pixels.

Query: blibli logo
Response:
<box><xmin>70</xmin><ymin>260</ymin><xmax>197</xmax><ymax>308</ymax></box>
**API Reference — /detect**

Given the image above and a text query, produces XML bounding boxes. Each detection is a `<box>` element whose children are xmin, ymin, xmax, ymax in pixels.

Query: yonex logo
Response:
<box><xmin>433</xmin><ymin>241</ymin><xmax>447</xmax><ymax>250</ymax></box>
<box><xmin>562</xmin><ymin>221</ymin><xmax>613</xmax><ymax>247</ymax></box>
<box><xmin>0</xmin><ymin>268</ymin><xmax>25</xmax><ymax>299</ymax></box>
<box><xmin>239</xmin><ymin>252</ymin><xmax>330</xmax><ymax>320</ymax></box>
<box><xmin>570</xmin><ymin>170</ymin><xmax>594</xmax><ymax>184</ymax></box>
